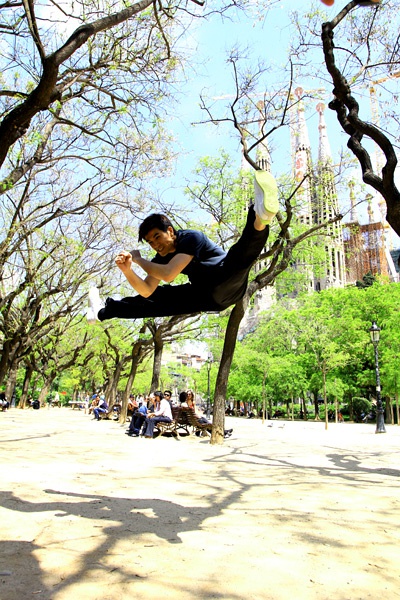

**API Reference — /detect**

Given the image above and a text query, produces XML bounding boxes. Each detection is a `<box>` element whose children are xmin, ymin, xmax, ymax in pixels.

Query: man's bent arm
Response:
<box><xmin>133</xmin><ymin>253</ymin><xmax>193</xmax><ymax>283</ymax></box>
<box><xmin>122</xmin><ymin>269</ymin><xmax>160</xmax><ymax>298</ymax></box>
<box><xmin>116</xmin><ymin>251</ymin><xmax>193</xmax><ymax>298</ymax></box>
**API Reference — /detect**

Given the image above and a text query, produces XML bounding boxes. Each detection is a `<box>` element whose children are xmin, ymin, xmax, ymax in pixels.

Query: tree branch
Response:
<box><xmin>321</xmin><ymin>6</ymin><xmax>400</xmax><ymax>237</ymax></box>
<box><xmin>0</xmin><ymin>0</ymin><xmax>156</xmax><ymax>167</ymax></box>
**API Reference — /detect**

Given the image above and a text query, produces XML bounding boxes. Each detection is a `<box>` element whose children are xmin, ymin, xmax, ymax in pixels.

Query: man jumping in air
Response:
<box><xmin>87</xmin><ymin>170</ymin><xmax>279</xmax><ymax>323</ymax></box>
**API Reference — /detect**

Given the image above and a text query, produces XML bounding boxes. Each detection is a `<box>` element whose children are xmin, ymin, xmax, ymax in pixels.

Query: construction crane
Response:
<box><xmin>369</xmin><ymin>70</ymin><xmax>400</xmax><ymax>137</ymax></box>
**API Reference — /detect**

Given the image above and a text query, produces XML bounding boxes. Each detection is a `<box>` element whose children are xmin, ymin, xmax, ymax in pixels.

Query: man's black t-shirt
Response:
<box><xmin>151</xmin><ymin>229</ymin><xmax>226</xmax><ymax>287</ymax></box>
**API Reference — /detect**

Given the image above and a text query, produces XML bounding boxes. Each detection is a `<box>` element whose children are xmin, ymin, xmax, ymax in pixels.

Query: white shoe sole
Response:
<box><xmin>254</xmin><ymin>170</ymin><xmax>279</xmax><ymax>222</ymax></box>
<box><xmin>87</xmin><ymin>287</ymin><xmax>104</xmax><ymax>323</ymax></box>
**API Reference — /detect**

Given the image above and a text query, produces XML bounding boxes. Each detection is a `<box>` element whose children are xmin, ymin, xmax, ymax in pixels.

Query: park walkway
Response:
<box><xmin>1</xmin><ymin>408</ymin><xmax>399</xmax><ymax>599</ymax></box>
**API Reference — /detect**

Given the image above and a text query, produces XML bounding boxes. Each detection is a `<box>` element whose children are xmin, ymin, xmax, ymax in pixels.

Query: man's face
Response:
<box><xmin>145</xmin><ymin>226</ymin><xmax>176</xmax><ymax>256</ymax></box>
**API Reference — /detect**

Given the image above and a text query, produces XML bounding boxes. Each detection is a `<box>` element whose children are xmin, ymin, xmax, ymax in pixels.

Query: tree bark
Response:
<box><xmin>5</xmin><ymin>362</ymin><xmax>18</xmax><ymax>407</ymax></box>
<box><xmin>150</xmin><ymin>330</ymin><xmax>163</xmax><ymax>392</ymax></box>
<box><xmin>0</xmin><ymin>0</ymin><xmax>155</xmax><ymax>167</ymax></box>
<box><xmin>211</xmin><ymin>294</ymin><xmax>249</xmax><ymax>445</ymax></box>
<box><xmin>321</xmin><ymin>14</ymin><xmax>400</xmax><ymax>239</ymax></box>
<box><xmin>120</xmin><ymin>339</ymin><xmax>151</xmax><ymax>424</ymax></box>
<box><xmin>37</xmin><ymin>380</ymin><xmax>52</xmax><ymax>406</ymax></box>
<box><xmin>19</xmin><ymin>363</ymin><xmax>35</xmax><ymax>409</ymax></box>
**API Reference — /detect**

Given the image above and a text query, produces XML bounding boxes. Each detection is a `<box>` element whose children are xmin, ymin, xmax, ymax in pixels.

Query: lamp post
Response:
<box><xmin>369</xmin><ymin>321</ymin><xmax>386</xmax><ymax>434</ymax></box>
<box><xmin>206</xmin><ymin>352</ymin><xmax>213</xmax><ymax>419</ymax></box>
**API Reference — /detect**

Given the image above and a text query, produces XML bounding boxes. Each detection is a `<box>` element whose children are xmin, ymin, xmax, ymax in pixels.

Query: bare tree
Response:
<box><xmin>0</xmin><ymin>0</ymin><xmax>211</xmax><ymax>169</ymax></box>
<box><xmin>320</xmin><ymin>0</ymin><xmax>400</xmax><ymax>238</ymax></box>
<box><xmin>196</xmin><ymin>53</ymin><xmax>346</xmax><ymax>443</ymax></box>
<box><xmin>0</xmin><ymin>218</ymin><xmax>115</xmax><ymax>386</ymax></box>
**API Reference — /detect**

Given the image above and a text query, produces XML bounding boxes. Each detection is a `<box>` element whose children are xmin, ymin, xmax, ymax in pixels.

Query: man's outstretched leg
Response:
<box><xmin>211</xmin><ymin>169</ymin><xmax>279</xmax><ymax>308</ymax></box>
<box><xmin>87</xmin><ymin>283</ymin><xmax>219</xmax><ymax>323</ymax></box>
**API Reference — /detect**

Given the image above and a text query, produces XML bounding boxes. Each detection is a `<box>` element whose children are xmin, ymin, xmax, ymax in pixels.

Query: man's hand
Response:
<box><xmin>115</xmin><ymin>251</ymin><xmax>133</xmax><ymax>273</ymax></box>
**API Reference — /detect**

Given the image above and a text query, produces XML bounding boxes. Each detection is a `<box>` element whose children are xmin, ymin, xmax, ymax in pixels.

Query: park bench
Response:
<box><xmin>178</xmin><ymin>407</ymin><xmax>212</xmax><ymax>437</ymax></box>
<box><xmin>98</xmin><ymin>407</ymin><xmax>113</xmax><ymax>420</ymax></box>
<box><xmin>154</xmin><ymin>407</ymin><xmax>193</xmax><ymax>438</ymax></box>
<box><xmin>68</xmin><ymin>401</ymin><xmax>84</xmax><ymax>410</ymax></box>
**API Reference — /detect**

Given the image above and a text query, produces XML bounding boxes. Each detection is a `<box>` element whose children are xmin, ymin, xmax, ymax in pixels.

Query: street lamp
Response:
<box><xmin>206</xmin><ymin>352</ymin><xmax>213</xmax><ymax>419</ymax></box>
<box><xmin>369</xmin><ymin>321</ymin><xmax>386</xmax><ymax>434</ymax></box>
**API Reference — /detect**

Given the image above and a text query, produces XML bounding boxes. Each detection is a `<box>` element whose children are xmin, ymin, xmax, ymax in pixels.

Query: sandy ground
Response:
<box><xmin>0</xmin><ymin>408</ymin><xmax>399</xmax><ymax>600</ymax></box>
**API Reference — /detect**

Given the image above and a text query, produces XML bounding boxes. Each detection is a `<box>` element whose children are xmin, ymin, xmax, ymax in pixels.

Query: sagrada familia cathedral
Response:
<box><xmin>239</xmin><ymin>87</ymin><xmax>399</xmax><ymax>334</ymax></box>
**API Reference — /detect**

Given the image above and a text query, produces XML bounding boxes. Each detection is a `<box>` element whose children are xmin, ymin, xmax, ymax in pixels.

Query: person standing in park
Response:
<box><xmin>87</xmin><ymin>171</ymin><xmax>278</xmax><ymax>323</ymax></box>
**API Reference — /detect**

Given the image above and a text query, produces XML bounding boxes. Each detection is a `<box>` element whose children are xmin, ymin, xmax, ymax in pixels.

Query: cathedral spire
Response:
<box><xmin>316</xmin><ymin>102</ymin><xmax>332</xmax><ymax>165</ymax></box>
<box><xmin>256</xmin><ymin>100</ymin><xmax>272</xmax><ymax>172</ymax></box>
<box><xmin>294</xmin><ymin>87</ymin><xmax>311</xmax><ymax>154</ymax></box>
<box><xmin>293</xmin><ymin>87</ymin><xmax>313</xmax><ymax>225</ymax></box>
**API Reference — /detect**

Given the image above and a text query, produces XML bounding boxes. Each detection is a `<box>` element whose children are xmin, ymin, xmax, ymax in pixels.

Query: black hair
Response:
<box><xmin>179</xmin><ymin>391</ymin><xmax>187</xmax><ymax>404</ymax></box>
<box><xmin>138</xmin><ymin>214</ymin><xmax>176</xmax><ymax>242</ymax></box>
<box><xmin>164</xmin><ymin>389</ymin><xmax>172</xmax><ymax>397</ymax></box>
<box><xmin>153</xmin><ymin>390</ymin><xmax>163</xmax><ymax>399</ymax></box>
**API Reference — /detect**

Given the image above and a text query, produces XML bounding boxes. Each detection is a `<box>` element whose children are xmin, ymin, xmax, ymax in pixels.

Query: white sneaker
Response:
<box><xmin>87</xmin><ymin>287</ymin><xmax>104</xmax><ymax>324</ymax></box>
<box><xmin>254</xmin><ymin>170</ymin><xmax>279</xmax><ymax>224</ymax></box>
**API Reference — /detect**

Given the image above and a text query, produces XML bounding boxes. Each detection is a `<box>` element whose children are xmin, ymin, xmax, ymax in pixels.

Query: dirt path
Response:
<box><xmin>1</xmin><ymin>408</ymin><xmax>399</xmax><ymax>600</ymax></box>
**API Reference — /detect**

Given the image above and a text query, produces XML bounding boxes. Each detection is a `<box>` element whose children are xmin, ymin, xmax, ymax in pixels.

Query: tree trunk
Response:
<box><xmin>0</xmin><ymin>340</ymin><xmax>11</xmax><ymax>387</ymax></box>
<box><xmin>0</xmin><ymin>339</ymin><xmax>21</xmax><ymax>388</ymax></box>
<box><xmin>104</xmin><ymin>361</ymin><xmax>126</xmax><ymax>410</ymax></box>
<box><xmin>19</xmin><ymin>363</ymin><xmax>34</xmax><ymax>409</ymax></box>
<box><xmin>323</xmin><ymin>364</ymin><xmax>328</xmax><ymax>431</ymax></box>
<box><xmin>211</xmin><ymin>296</ymin><xmax>248</xmax><ymax>445</ymax></box>
<box><xmin>321</xmin><ymin>18</ymin><xmax>400</xmax><ymax>239</ymax></box>
<box><xmin>150</xmin><ymin>331</ymin><xmax>163</xmax><ymax>392</ymax></box>
<box><xmin>386</xmin><ymin>396</ymin><xmax>394</xmax><ymax>425</ymax></box>
<box><xmin>262</xmin><ymin>372</ymin><xmax>267</xmax><ymax>422</ymax></box>
<box><xmin>38</xmin><ymin>381</ymin><xmax>52</xmax><ymax>406</ymax></box>
<box><xmin>120</xmin><ymin>342</ymin><xmax>148</xmax><ymax>425</ymax></box>
<box><xmin>5</xmin><ymin>361</ymin><xmax>18</xmax><ymax>407</ymax></box>
<box><xmin>313</xmin><ymin>392</ymin><xmax>321</xmax><ymax>421</ymax></box>
<box><xmin>349</xmin><ymin>395</ymin><xmax>354</xmax><ymax>422</ymax></box>
<box><xmin>301</xmin><ymin>392</ymin><xmax>308</xmax><ymax>420</ymax></box>
<box><xmin>285</xmin><ymin>399</ymin><xmax>290</xmax><ymax>419</ymax></box>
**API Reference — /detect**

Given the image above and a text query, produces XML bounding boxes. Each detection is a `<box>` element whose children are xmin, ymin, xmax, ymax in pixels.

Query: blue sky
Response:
<box><xmin>162</xmin><ymin>3</ymin><xmax>349</xmax><ymax>192</ymax></box>
<box><xmin>157</xmin><ymin>0</ymin><xmax>400</xmax><ymax>247</ymax></box>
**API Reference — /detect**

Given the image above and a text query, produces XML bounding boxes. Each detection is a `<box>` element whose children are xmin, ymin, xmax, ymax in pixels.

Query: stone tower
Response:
<box><xmin>313</xmin><ymin>102</ymin><xmax>346</xmax><ymax>290</ymax></box>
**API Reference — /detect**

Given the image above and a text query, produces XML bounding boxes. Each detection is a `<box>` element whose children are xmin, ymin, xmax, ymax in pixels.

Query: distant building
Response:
<box><xmin>238</xmin><ymin>87</ymin><xmax>399</xmax><ymax>336</ymax></box>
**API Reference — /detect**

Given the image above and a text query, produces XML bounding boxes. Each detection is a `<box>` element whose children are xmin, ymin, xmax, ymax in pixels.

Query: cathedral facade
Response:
<box><xmin>238</xmin><ymin>88</ymin><xmax>399</xmax><ymax>337</ymax></box>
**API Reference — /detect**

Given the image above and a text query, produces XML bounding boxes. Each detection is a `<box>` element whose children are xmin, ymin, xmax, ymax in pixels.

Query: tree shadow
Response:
<box><xmin>1</xmin><ymin>441</ymin><xmax>399</xmax><ymax>598</ymax></box>
<box><xmin>205</xmin><ymin>443</ymin><xmax>400</xmax><ymax>484</ymax></box>
<box><xmin>0</xmin><ymin>479</ymin><xmax>248</xmax><ymax>599</ymax></box>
